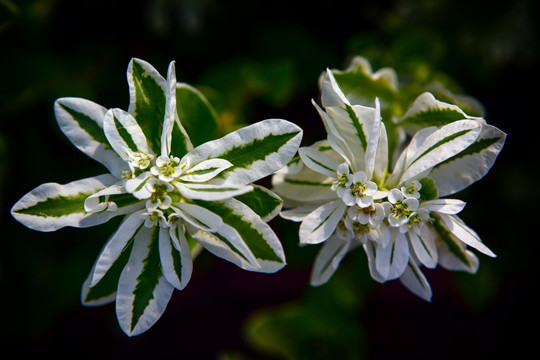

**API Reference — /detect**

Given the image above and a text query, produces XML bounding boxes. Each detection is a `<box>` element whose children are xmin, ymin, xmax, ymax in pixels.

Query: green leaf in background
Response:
<box><xmin>176</xmin><ymin>83</ymin><xmax>218</xmax><ymax>147</ymax></box>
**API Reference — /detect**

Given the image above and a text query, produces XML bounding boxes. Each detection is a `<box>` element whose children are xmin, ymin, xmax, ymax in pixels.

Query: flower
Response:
<box><xmin>272</xmin><ymin>67</ymin><xmax>505</xmax><ymax>300</ymax></box>
<box><xmin>11</xmin><ymin>58</ymin><xmax>302</xmax><ymax>336</ymax></box>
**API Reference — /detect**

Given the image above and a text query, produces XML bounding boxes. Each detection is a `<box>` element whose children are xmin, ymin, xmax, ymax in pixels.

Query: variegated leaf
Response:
<box><xmin>310</xmin><ymin>235</ymin><xmax>350</xmax><ymax>286</ymax></box>
<box><xmin>298</xmin><ymin>146</ymin><xmax>340</xmax><ymax>178</ymax></box>
<box><xmin>159</xmin><ymin>226</ymin><xmax>192</xmax><ymax>290</ymax></box>
<box><xmin>399</xmin><ymin>120</ymin><xmax>481</xmax><ymax>184</ymax></box>
<box><xmin>428</xmin><ymin>123</ymin><xmax>506</xmax><ymax>197</ymax></box>
<box><xmin>399</xmin><ymin>259</ymin><xmax>432</xmax><ymax>301</ymax></box>
<box><xmin>127</xmin><ymin>58</ymin><xmax>168</xmax><ymax>155</ymax></box>
<box><xmin>195</xmin><ymin>198</ymin><xmax>287</xmax><ymax>272</ymax></box>
<box><xmin>182</xmin><ymin>119</ymin><xmax>302</xmax><ymax>187</ymax></box>
<box><xmin>54</xmin><ymin>97</ymin><xmax>127</xmax><ymax>178</ymax></box>
<box><xmin>90</xmin><ymin>210</ymin><xmax>146</xmax><ymax>287</ymax></box>
<box><xmin>299</xmin><ymin>200</ymin><xmax>347</xmax><ymax>245</ymax></box>
<box><xmin>103</xmin><ymin>108</ymin><xmax>153</xmax><ymax>161</ymax></box>
<box><xmin>116</xmin><ymin>225</ymin><xmax>174</xmax><ymax>337</ymax></box>
<box><xmin>408</xmin><ymin>226</ymin><xmax>438</xmax><ymax>269</ymax></box>
<box><xmin>175</xmin><ymin>182</ymin><xmax>253</xmax><ymax>201</ymax></box>
<box><xmin>439</xmin><ymin>214</ymin><xmax>496</xmax><ymax>258</ymax></box>
<box><xmin>11</xmin><ymin>174</ymin><xmax>120</xmax><ymax>232</ymax></box>
<box><xmin>376</xmin><ymin>228</ymin><xmax>409</xmax><ymax>280</ymax></box>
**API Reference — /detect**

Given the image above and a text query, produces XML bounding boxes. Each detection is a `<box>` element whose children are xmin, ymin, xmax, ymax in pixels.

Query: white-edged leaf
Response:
<box><xmin>173</xmin><ymin>202</ymin><xmax>224</xmax><ymax>232</ymax></box>
<box><xmin>182</xmin><ymin>119</ymin><xmax>302</xmax><ymax>187</ymax></box>
<box><xmin>279</xmin><ymin>204</ymin><xmax>321</xmax><ymax>222</ymax></box>
<box><xmin>11</xmin><ymin>174</ymin><xmax>120</xmax><ymax>232</ymax></box>
<box><xmin>196</xmin><ymin>198</ymin><xmax>287</xmax><ymax>273</ymax></box>
<box><xmin>54</xmin><ymin>97</ymin><xmax>127</xmax><ymax>178</ymax></box>
<box><xmin>408</xmin><ymin>226</ymin><xmax>438</xmax><ymax>269</ymax></box>
<box><xmin>375</xmin><ymin>228</ymin><xmax>409</xmax><ymax>280</ymax></box>
<box><xmin>396</xmin><ymin>92</ymin><xmax>473</xmax><ymax>134</ymax></box>
<box><xmin>399</xmin><ymin>259</ymin><xmax>432</xmax><ymax>301</ymax></box>
<box><xmin>399</xmin><ymin>120</ymin><xmax>481</xmax><ymax>184</ymax></box>
<box><xmin>298</xmin><ymin>146</ymin><xmax>340</xmax><ymax>178</ymax></box>
<box><xmin>116</xmin><ymin>225</ymin><xmax>174</xmax><ymax>337</ymax></box>
<box><xmin>159</xmin><ymin>225</ymin><xmax>192</xmax><ymax>290</ymax></box>
<box><xmin>429</xmin><ymin>123</ymin><xmax>506</xmax><ymax>197</ymax></box>
<box><xmin>90</xmin><ymin>210</ymin><xmax>146</xmax><ymax>287</ymax></box>
<box><xmin>175</xmin><ymin>182</ymin><xmax>253</xmax><ymax>201</ymax></box>
<box><xmin>439</xmin><ymin>214</ymin><xmax>496</xmax><ymax>257</ymax></box>
<box><xmin>271</xmin><ymin>163</ymin><xmax>336</xmax><ymax>203</ymax></box>
<box><xmin>127</xmin><ymin>58</ymin><xmax>168</xmax><ymax>155</ymax></box>
<box><xmin>84</xmin><ymin>184</ymin><xmax>144</xmax><ymax>214</ymax></box>
<box><xmin>310</xmin><ymin>235</ymin><xmax>350</xmax><ymax>286</ymax></box>
<box><xmin>299</xmin><ymin>200</ymin><xmax>347</xmax><ymax>245</ymax></box>
<box><xmin>103</xmin><ymin>108</ymin><xmax>153</xmax><ymax>161</ymax></box>
<box><xmin>362</xmin><ymin>240</ymin><xmax>386</xmax><ymax>283</ymax></box>
<box><xmin>422</xmin><ymin>198</ymin><xmax>466</xmax><ymax>214</ymax></box>
<box><xmin>180</xmin><ymin>158</ymin><xmax>233</xmax><ymax>182</ymax></box>
<box><xmin>373</xmin><ymin>120</ymin><xmax>388</xmax><ymax>182</ymax></box>
<box><xmin>437</xmin><ymin>238</ymin><xmax>480</xmax><ymax>274</ymax></box>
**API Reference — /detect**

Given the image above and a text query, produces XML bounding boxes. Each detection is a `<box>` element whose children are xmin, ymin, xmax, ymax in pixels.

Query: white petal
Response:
<box><xmin>388</xmin><ymin>188</ymin><xmax>404</xmax><ymax>204</ymax></box>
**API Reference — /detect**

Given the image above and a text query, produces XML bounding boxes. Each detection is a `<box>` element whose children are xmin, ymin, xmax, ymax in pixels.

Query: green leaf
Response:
<box><xmin>128</xmin><ymin>59</ymin><xmax>167</xmax><ymax>154</ymax></box>
<box><xmin>234</xmin><ymin>185</ymin><xmax>283</xmax><ymax>222</ymax></box>
<box><xmin>176</xmin><ymin>83</ymin><xmax>218</xmax><ymax>148</ymax></box>
<box><xmin>419</xmin><ymin>177</ymin><xmax>438</xmax><ymax>200</ymax></box>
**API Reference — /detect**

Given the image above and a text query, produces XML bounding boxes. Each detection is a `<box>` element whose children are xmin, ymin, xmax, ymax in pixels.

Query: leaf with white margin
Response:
<box><xmin>376</xmin><ymin>228</ymin><xmax>409</xmax><ymax>280</ymax></box>
<box><xmin>175</xmin><ymin>182</ymin><xmax>253</xmax><ymax>201</ymax></box>
<box><xmin>299</xmin><ymin>200</ymin><xmax>347</xmax><ymax>245</ymax></box>
<box><xmin>176</xmin><ymin>82</ymin><xmax>219</xmax><ymax>148</ymax></box>
<box><xmin>81</xmin><ymin>240</ymin><xmax>133</xmax><ymax>306</ymax></box>
<box><xmin>439</xmin><ymin>214</ymin><xmax>496</xmax><ymax>258</ymax></box>
<box><xmin>183</xmin><ymin>119</ymin><xmax>302</xmax><ymax>187</ymax></box>
<box><xmin>179</xmin><ymin>158</ymin><xmax>233</xmax><ymax>183</ymax></box>
<box><xmin>103</xmin><ymin>108</ymin><xmax>154</xmax><ymax>161</ymax></box>
<box><xmin>431</xmin><ymin>217</ymin><xmax>478</xmax><ymax>272</ymax></box>
<box><xmin>437</xmin><ymin>238</ymin><xmax>480</xmax><ymax>274</ymax></box>
<box><xmin>127</xmin><ymin>58</ymin><xmax>168</xmax><ymax>155</ymax></box>
<box><xmin>159</xmin><ymin>226</ymin><xmax>192</xmax><ymax>290</ymax></box>
<box><xmin>310</xmin><ymin>235</ymin><xmax>351</xmax><ymax>286</ymax></box>
<box><xmin>373</xmin><ymin>121</ymin><xmax>388</xmax><ymax>183</ymax></box>
<box><xmin>161</xmin><ymin>62</ymin><xmax>193</xmax><ymax>159</ymax></box>
<box><xmin>428</xmin><ymin>123</ymin><xmax>506</xmax><ymax>197</ymax></box>
<box><xmin>55</xmin><ymin>97</ymin><xmax>127</xmax><ymax>178</ymax></box>
<box><xmin>234</xmin><ymin>185</ymin><xmax>283</xmax><ymax>222</ymax></box>
<box><xmin>399</xmin><ymin>259</ymin><xmax>432</xmax><ymax>302</ymax></box>
<box><xmin>312</xmin><ymin>100</ymin><xmax>355</xmax><ymax>166</ymax></box>
<box><xmin>396</xmin><ymin>92</ymin><xmax>477</xmax><ymax>134</ymax></box>
<box><xmin>11</xmin><ymin>174</ymin><xmax>120</xmax><ymax>232</ymax></box>
<box><xmin>422</xmin><ymin>198</ymin><xmax>466</xmax><ymax>214</ymax></box>
<box><xmin>116</xmin><ymin>225</ymin><xmax>174</xmax><ymax>337</ymax></box>
<box><xmin>298</xmin><ymin>146</ymin><xmax>340</xmax><ymax>178</ymax></box>
<box><xmin>90</xmin><ymin>210</ymin><xmax>146</xmax><ymax>287</ymax></box>
<box><xmin>279</xmin><ymin>204</ymin><xmax>321</xmax><ymax>222</ymax></box>
<box><xmin>319</xmin><ymin>69</ymin><xmax>382</xmax><ymax>175</ymax></box>
<box><xmin>399</xmin><ymin>120</ymin><xmax>481</xmax><ymax>184</ymax></box>
<box><xmin>362</xmin><ymin>241</ymin><xmax>386</xmax><ymax>283</ymax></box>
<box><xmin>328</xmin><ymin>56</ymin><xmax>398</xmax><ymax>107</ymax></box>
<box><xmin>195</xmin><ymin>198</ymin><xmax>286</xmax><ymax>272</ymax></box>
<box><xmin>173</xmin><ymin>201</ymin><xmax>224</xmax><ymax>232</ymax></box>
<box><xmin>407</xmin><ymin>226</ymin><xmax>438</xmax><ymax>269</ymax></box>
<box><xmin>84</xmin><ymin>184</ymin><xmax>144</xmax><ymax>214</ymax></box>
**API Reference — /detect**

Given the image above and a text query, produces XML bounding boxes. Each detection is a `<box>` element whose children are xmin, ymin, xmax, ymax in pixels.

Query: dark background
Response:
<box><xmin>1</xmin><ymin>0</ymin><xmax>538</xmax><ymax>358</ymax></box>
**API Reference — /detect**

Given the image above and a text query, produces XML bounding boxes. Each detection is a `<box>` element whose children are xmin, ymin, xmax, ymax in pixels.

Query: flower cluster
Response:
<box><xmin>272</xmin><ymin>61</ymin><xmax>505</xmax><ymax>300</ymax></box>
<box><xmin>11</xmin><ymin>59</ymin><xmax>302</xmax><ymax>336</ymax></box>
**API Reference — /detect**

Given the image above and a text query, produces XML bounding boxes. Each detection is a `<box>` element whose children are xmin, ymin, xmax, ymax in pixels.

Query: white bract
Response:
<box><xmin>272</xmin><ymin>68</ymin><xmax>505</xmax><ymax>301</ymax></box>
<box><xmin>11</xmin><ymin>58</ymin><xmax>302</xmax><ymax>336</ymax></box>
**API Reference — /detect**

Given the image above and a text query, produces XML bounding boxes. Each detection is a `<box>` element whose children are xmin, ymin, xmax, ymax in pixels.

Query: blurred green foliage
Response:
<box><xmin>1</xmin><ymin>0</ymin><xmax>538</xmax><ymax>358</ymax></box>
